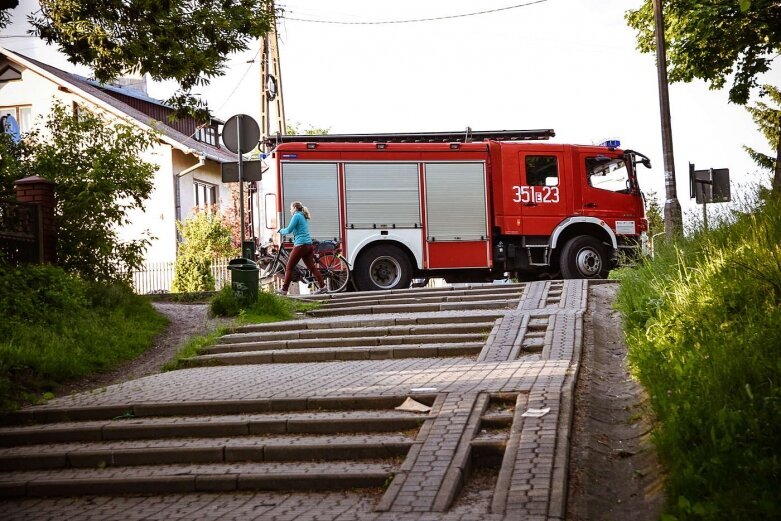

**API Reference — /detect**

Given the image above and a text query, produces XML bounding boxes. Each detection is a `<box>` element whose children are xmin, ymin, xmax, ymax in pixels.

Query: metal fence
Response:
<box><xmin>0</xmin><ymin>199</ymin><xmax>42</xmax><ymax>265</ymax></box>
<box><xmin>130</xmin><ymin>257</ymin><xmax>231</xmax><ymax>294</ymax></box>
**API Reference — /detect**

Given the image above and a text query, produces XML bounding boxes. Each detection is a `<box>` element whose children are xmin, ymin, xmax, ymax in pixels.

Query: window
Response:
<box><xmin>525</xmin><ymin>155</ymin><xmax>559</xmax><ymax>186</ymax></box>
<box><xmin>195</xmin><ymin>126</ymin><xmax>217</xmax><ymax>146</ymax></box>
<box><xmin>586</xmin><ymin>157</ymin><xmax>633</xmax><ymax>193</ymax></box>
<box><xmin>193</xmin><ymin>181</ymin><xmax>217</xmax><ymax>208</ymax></box>
<box><xmin>0</xmin><ymin>105</ymin><xmax>32</xmax><ymax>133</ymax></box>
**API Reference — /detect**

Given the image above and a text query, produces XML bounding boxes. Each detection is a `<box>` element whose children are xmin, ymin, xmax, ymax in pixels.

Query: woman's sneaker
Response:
<box><xmin>312</xmin><ymin>287</ymin><xmax>327</xmax><ymax>295</ymax></box>
<box><xmin>275</xmin><ymin>288</ymin><xmax>288</xmax><ymax>296</ymax></box>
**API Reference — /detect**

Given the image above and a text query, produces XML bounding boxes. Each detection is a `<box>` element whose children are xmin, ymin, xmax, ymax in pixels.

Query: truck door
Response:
<box><xmin>517</xmin><ymin>149</ymin><xmax>569</xmax><ymax>236</ymax></box>
<box><xmin>578</xmin><ymin>153</ymin><xmax>642</xmax><ymax>234</ymax></box>
<box><xmin>280</xmin><ymin>162</ymin><xmax>341</xmax><ymax>241</ymax></box>
<box><xmin>424</xmin><ymin>162</ymin><xmax>490</xmax><ymax>268</ymax></box>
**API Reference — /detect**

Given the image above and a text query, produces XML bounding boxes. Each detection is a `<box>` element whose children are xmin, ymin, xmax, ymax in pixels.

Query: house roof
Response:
<box><xmin>0</xmin><ymin>47</ymin><xmax>235</xmax><ymax>163</ymax></box>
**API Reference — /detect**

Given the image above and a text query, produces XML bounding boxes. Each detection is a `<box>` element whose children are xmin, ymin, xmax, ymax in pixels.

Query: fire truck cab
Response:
<box><xmin>260</xmin><ymin>130</ymin><xmax>648</xmax><ymax>291</ymax></box>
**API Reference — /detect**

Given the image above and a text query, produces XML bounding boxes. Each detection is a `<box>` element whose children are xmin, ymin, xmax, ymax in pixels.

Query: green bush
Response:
<box><xmin>171</xmin><ymin>253</ymin><xmax>215</xmax><ymax>293</ymax></box>
<box><xmin>209</xmin><ymin>287</ymin><xmax>319</xmax><ymax>321</ymax></box>
<box><xmin>615</xmin><ymin>195</ymin><xmax>781</xmax><ymax>520</ymax></box>
<box><xmin>0</xmin><ymin>264</ymin><xmax>167</xmax><ymax>412</ymax></box>
<box><xmin>0</xmin><ymin>103</ymin><xmax>158</xmax><ymax>282</ymax></box>
<box><xmin>209</xmin><ymin>286</ymin><xmax>243</xmax><ymax>317</ymax></box>
<box><xmin>171</xmin><ymin>210</ymin><xmax>236</xmax><ymax>293</ymax></box>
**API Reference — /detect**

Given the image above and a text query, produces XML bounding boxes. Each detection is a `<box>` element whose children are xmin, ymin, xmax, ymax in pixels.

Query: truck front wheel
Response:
<box><xmin>559</xmin><ymin>236</ymin><xmax>609</xmax><ymax>279</ymax></box>
<box><xmin>354</xmin><ymin>245</ymin><xmax>413</xmax><ymax>291</ymax></box>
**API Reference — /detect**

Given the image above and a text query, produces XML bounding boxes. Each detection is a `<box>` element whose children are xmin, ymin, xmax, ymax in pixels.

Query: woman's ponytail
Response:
<box><xmin>291</xmin><ymin>201</ymin><xmax>311</xmax><ymax>220</ymax></box>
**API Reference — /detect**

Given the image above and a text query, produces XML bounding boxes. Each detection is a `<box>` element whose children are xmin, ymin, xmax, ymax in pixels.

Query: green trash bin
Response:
<box><xmin>228</xmin><ymin>257</ymin><xmax>259</xmax><ymax>305</ymax></box>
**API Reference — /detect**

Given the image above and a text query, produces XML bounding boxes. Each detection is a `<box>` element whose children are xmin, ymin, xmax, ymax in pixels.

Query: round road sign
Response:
<box><xmin>222</xmin><ymin>114</ymin><xmax>260</xmax><ymax>154</ymax></box>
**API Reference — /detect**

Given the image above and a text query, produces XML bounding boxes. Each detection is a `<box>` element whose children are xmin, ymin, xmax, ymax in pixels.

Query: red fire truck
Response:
<box><xmin>260</xmin><ymin>129</ymin><xmax>650</xmax><ymax>291</ymax></box>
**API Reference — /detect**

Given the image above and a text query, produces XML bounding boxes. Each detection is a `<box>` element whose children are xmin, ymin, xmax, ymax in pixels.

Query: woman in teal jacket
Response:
<box><xmin>277</xmin><ymin>201</ymin><xmax>325</xmax><ymax>295</ymax></box>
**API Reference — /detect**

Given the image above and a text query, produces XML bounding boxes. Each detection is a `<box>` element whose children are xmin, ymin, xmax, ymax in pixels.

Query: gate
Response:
<box><xmin>0</xmin><ymin>199</ymin><xmax>42</xmax><ymax>265</ymax></box>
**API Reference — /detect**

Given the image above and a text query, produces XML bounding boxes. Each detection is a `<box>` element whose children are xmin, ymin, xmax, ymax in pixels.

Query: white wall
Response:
<box><xmin>0</xmin><ymin>55</ymin><xmax>229</xmax><ymax>263</ymax></box>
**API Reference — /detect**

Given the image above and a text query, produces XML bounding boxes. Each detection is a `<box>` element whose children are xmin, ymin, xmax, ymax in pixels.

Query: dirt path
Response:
<box><xmin>566</xmin><ymin>283</ymin><xmax>665</xmax><ymax>521</ymax></box>
<box><xmin>58</xmin><ymin>303</ymin><xmax>233</xmax><ymax>396</ymax></box>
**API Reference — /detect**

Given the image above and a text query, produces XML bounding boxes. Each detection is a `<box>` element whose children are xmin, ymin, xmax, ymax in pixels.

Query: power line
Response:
<box><xmin>214</xmin><ymin>45</ymin><xmax>262</xmax><ymax>114</ymax></box>
<box><xmin>279</xmin><ymin>0</ymin><xmax>549</xmax><ymax>25</ymax></box>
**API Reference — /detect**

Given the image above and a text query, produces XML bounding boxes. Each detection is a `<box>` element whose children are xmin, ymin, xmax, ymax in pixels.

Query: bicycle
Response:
<box><xmin>258</xmin><ymin>239</ymin><xmax>351</xmax><ymax>293</ymax></box>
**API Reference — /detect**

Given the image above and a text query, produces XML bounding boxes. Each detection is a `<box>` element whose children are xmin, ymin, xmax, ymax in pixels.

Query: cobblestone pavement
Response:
<box><xmin>0</xmin><ymin>281</ymin><xmax>590</xmax><ymax>520</ymax></box>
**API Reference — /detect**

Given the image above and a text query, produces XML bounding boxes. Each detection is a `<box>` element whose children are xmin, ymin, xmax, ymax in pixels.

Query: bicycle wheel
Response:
<box><xmin>317</xmin><ymin>253</ymin><xmax>350</xmax><ymax>292</ymax></box>
<box><xmin>258</xmin><ymin>255</ymin><xmax>284</xmax><ymax>286</ymax></box>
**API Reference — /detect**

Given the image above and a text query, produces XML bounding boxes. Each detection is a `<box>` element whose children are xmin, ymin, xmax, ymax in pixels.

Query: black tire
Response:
<box><xmin>258</xmin><ymin>255</ymin><xmax>284</xmax><ymax>285</ymax></box>
<box><xmin>354</xmin><ymin>245</ymin><xmax>413</xmax><ymax>291</ymax></box>
<box><xmin>317</xmin><ymin>253</ymin><xmax>350</xmax><ymax>293</ymax></box>
<box><xmin>559</xmin><ymin>236</ymin><xmax>609</xmax><ymax>279</ymax></box>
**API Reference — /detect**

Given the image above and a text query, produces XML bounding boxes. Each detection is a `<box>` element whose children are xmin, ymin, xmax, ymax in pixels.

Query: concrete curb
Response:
<box><xmin>1</xmin><ymin>394</ymin><xmax>438</xmax><ymax>426</ymax></box>
<box><xmin>189</xmin><ymin>343</ymin><xmax>484</xmax><ymax>366</ymax></box>
<box><xmin>0</xmin><ymin>440</ymin><xmax>413</xmax><ymax>471</ymax></box>
<box><xmin>0</xmin><ymin>471</ymin><xmax>392</xmax><ymax>498</ymax></box>
<box><xmin>0</xmin><ymin>416</ymin><xmax>426</xmax><ymax>447</ymax></box>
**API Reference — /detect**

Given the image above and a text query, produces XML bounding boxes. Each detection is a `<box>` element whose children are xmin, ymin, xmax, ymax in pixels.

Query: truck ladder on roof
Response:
<box><xmin>264</xmin><ymin>128</ymin><xmax>555</xmax><ymax>147</ymax></box>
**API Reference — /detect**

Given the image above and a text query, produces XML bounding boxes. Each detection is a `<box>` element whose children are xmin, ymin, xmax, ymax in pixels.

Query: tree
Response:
<box><xmin>171</xmin><ymin>208</ymin><xmax>236</xmax><ymax>293</ymax></box>
<box><xmin>645</xmin><ymin>190</ymin><xmax>665</xmax><ymax>240</ymax></box>
<box><xmin>286</xmin><ymin>122</ymin><xmax>331</xmax><ymax>136</ymax></box>
<box><xmin>744</xmin><ymin>85</ymin><xmax>781</xmax><ymax>193</ymax></box>
<box><xmin>626</xmin><ymin>1</ymin><xmax>781</xmax><ymax>194</ymax></box>
<box><xmin>626</xmin><ymin>1</ymin><xmax>781</xmax><ymax>106</ymax></box>
<box><xmin>1</xmin><ymin>1</ymin><xmax>275</xmax><ymax>121</ymax></box>
<box><xmin>1</xmin><ymin>103</ymin><xmax>158</xmax><ymax>282</ymax></box>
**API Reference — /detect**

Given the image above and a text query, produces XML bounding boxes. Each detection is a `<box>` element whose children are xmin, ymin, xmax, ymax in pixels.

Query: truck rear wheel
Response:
<box><xmin>354</xmin><ymin>245</ymin><xmax>413</xmax><ymax>291</ymax></box>
<box><xmin>559</xmin><ymin>236</ymin><xmax>609</xmax><ymax>279</ymax></box>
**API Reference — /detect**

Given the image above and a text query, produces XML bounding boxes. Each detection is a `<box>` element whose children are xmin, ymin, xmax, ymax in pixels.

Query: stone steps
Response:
<box><xmin>0</xmin><ymin>393</ymin><xmax>433</xmax><ymax>499</ymax></box>
<box><xmin>306</xmin><ymin>298</ymin><xmax>520</xmax><ymax>318</ymax></box>
<box><xmin>232</xmin><ymin>312</ymin><xmax>504</xmax><ymax>334</ymax></box>
<box><xmin>219</xmin><ymin>322</ymin><xmax>493</xmax><ymax>345</ymax></box>
<box><xmin>187</xmin><ymin>342</ymin><xmax>484</xmax><ymax>366</ymax></box>
<box><xmin>295</xmin><ymin>283</ymin><xmax>527</xmax><ymax>303</ymax></box>
<box><xmin>205</xmin><ymin>332</ymin><xmax>488</xmax><ymax>355</ymax></box>
<box><xmin>0</xmin><ymin>411</ymin><xmax>427</xmax><ymax>446</ymax></box>
<box><xmin>1</xmin><ymin>394</ymin><xmax>438</xmax><ymax>426</ymax></box>
<box><xmin>0</xmin><ymin>461</ymin><xmax>395</xmax><ymax>498</ymax></box>
<box><xmin>0</xmin><ymin>433</ymin><xmax>414</xmax><ymax>471</ymax></box>
<box><xmin>311</xmin><ymin>288</ymin><xmax>525</xmax><ymax>309</ymax></box>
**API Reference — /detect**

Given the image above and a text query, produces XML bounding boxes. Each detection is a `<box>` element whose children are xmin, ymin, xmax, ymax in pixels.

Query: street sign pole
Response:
<box><xmin>222</xmin><ymin>114</ymin><xmax>260</xmax><ymax>259</ymax></box>
<box><xmin>237</xmin><ymin>116</ymin><xmax>245</xmax><ymax>243</ymax></box>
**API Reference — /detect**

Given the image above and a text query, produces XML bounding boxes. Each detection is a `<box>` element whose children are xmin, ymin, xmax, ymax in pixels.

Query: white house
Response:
<box><xmin>0</xmin><ymin>47</ymin><xmax>237</xmax><ymax>264</ymax></box>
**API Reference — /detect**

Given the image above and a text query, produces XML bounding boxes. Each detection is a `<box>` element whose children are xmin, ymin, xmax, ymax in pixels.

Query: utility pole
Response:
<box><xmin>653</xmin><ymin>0</ymin><xmax>683</xmax><ymax>238</ymax></box>
<box><xmin>253</xmin><ymin>0</ymin><xmax>287</xmax><ymax>243</ymax></box>
<box><xmin>260</xmin><ymin>1</ymin><xmax>287</xmax><ymax>152</ymax></box>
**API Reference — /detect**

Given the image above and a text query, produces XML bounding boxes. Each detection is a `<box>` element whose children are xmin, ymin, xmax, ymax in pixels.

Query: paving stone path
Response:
<box><xmin>0</xmin><ymin>280</ymin><xmax>590</xmax><ymax>520</ymax></box>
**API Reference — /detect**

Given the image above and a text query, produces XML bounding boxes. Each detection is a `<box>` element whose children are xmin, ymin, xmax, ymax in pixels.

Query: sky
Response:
<box><xmin>3</xmin><ymin>0</ymin><xmax>780</xmax><ymax>220</ymax></box>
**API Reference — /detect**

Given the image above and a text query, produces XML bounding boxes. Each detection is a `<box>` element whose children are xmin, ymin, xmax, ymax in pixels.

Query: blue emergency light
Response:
<box><xmin>599</xmin><ymin>139</ymin><xmax>621</xmax><ymax>148</ymax></box>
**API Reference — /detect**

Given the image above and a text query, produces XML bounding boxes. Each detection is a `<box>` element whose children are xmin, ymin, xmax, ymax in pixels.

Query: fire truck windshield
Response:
<box><xmin>585</xmin><ymin>157</ymin><xmax>637</xmax><ymax>194</ymax></box>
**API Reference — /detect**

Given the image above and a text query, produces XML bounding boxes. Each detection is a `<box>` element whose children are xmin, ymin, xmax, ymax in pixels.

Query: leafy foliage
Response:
<box><xmin>209</xmin><ymin>285</ymin><xmax>318</xmax><ymax>319</ymax></box>
<box><xmin>171</xmin><ymin>209</ymin><xmax>236</xmax><ymax>293</ymax></box>
<box><xmin>744</xmin><ymin>85</ymin><xmax>781</xmax><ymax>192</ymax></box>
<box><xmin>614</xmin><ymin>194</ymin><xmax>781</xmax><ymax>519</ymax></box>
<box><xmin>0</xmin><ymin>133</ymin><xmax>27</xmax><ymax>200</ymax></box>
<box><xmin>625</xmin><ymin>1</ymin><xmax>780</xmax><ymax>105</ymax></box>
<box><xmin>26</xmin><ymin>0</ymin><xmax>275</xmax><ymax>121</ymax></box>
<box><xmin>1</xmin><ymin>103</ymin><xmax>158</xmax><ymax>282</ymax></box>
<box><xmin>645</xmin><ymin>190</ymin><xmax>665</xmax><ymax>239</ymax></box>
<box><xmin>0</xmin><ymin>263</ymin><xmax>167</xmax><ymax>412</ymax></box>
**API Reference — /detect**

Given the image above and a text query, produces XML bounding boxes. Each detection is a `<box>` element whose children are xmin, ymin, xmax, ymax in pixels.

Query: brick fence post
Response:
<box><xmin>14</xmin><ymin>176</ymin><xmax>57</xmax><ymax>264</ymax></box>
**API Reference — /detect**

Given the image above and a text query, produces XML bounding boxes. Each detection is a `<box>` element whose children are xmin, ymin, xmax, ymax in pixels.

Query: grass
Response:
<box><xmin>209</xmin><ymin>286</ymin><xmax>320</xmax><ymax>322</ymax></box>
<box><xmin>613</xmin><ymin>194</ymin><xmax>781</xmax><ymax>520</ymax></box>
<box><xmin>161</xmin><ymin>326</ymin><xmax>231</xmax><ymax>372</ymax></box>
<box><xmin>160</xmin><ymin>287</ymin><xmax>322</xmax><ymax>370</ymax></box>
<box><xmin>0</xmin><ymin>265</ymin><xmax>168</xmax><ymax>412</ymax></box>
